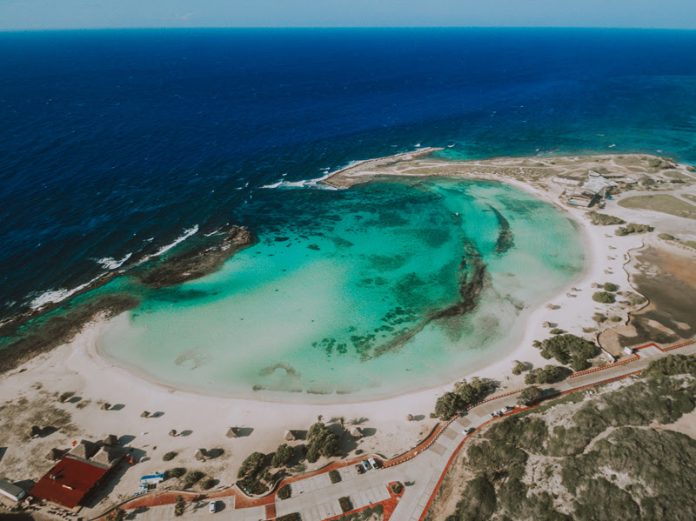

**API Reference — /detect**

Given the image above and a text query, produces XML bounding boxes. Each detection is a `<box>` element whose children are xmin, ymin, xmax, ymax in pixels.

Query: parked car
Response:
<box><xmin>462</xmin><ymin>427</ymin><xmax>475</xmax><ymax>435</ymax></box>
<box><xmin>209</xmin><ymin>501</ymin><xmax>219</xmax><ymax>514</ymax></box>
<box><xmin>368</xmin><ymin>457</ymin><xmax>382</xmax><ymax>469</ymax></box>
<box><xmin>355</xmin><ymin>464</ymin><xmax>366</xmax><ymax>474</ymax></box>
<box><xmin>362</xmin><ymin>460</ymin><xmax>372</xmax><ymax>472</ymax></box>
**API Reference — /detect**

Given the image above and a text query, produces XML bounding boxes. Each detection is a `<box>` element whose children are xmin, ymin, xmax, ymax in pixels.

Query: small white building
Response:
<box><xmin>0</xmin><ymin>478</ymin><xmax>26</xmax><ymax>503</ymax></box>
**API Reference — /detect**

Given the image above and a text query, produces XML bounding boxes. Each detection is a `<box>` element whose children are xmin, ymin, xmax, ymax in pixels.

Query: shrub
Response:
<box><xmin>165</xmin><ymin>467</ymin><xmax>186</xmax><ymax>479</ymax></box>
<box><xmin>512</xmin><ymin>360</ymin><xmax>532</xmax><ymax>375</ymax></box>
<box><xmin>434</xmin><ymin>378</ymin><xmax>497</xmax><ymax>419</ymax></box>
<box><xmin>592</xmin><ymin>291</ymin><xmax>616</xmax><ymax>303</ymax></box>
<box><xmin>390</xmin><ymin>482</ymin><xmax>404</xmax><ymax>494</ymax></box>
<box><xmin>453</xmin><ymin>476</ymin><xmax>497</xmax><ymax>521</ymax></box>
<box><xmin>549</xmin><ymin>328</ymin><xmax>565</xmax><ymax>335</ymax></box>
<box><xmin>538</xmin><ymin>334</ymin><xmax>600</xmax><ymax>370</ymax></box>
<box><xmin>525</xmin><ymin>365</ymin><xmax>572</xmax><ymax>385</ymax></box>
<box><xmin>183</xmin><ymin>470</ymin><xmax>205</xmax><ymax>489</ymax></box>
<box><xmin>329</xmin><ymin>470</ymin><xmax>342</xmax><ymax>484</ymax></box>
<box><xmin>201</xmin><ymin>477</ymin><xmax>217</xmax><ymax>490</ymax></box>
<box><xmin>339</xmin><ymin>496</ymin><xmax>354</xmax><ymax>513</ymax></box>
<box><xmin>603</xmin><ymin>282</ymin><xmax>619</xmax><ymax>292</ymax></box>
<box><xmin>174</xmin><ymin>496</ymin><xmax>186</xmax><ymax>517</ymax></box>
<box><xmin>238</xmin><ymin>451</ymin><xmax>270</xmax><ymax>480</ymax></box>
<box><xmin>306</xmin><ymin>423</ymin><xmax>341</xmax><ymax>462</ymax></box>
<box><xmin>615</xmin><ymin>223</ymin><xmax>654</xmax><ymax>236</ymax></box>
<box><xmin>278</xmin><ymin>484</ymin><xmax>292</xmax><ymax>500</ymax></box>
<box><xmin>518</xmin><ymin>386</ymin><xmax>544</xmax><ymax>406</ymax></box>
<box><xmin>162</xmin><ymin>451</ymin><xmax>177</xmax><ymax>462</ymax></box>
<box><xmin>658</xmin><ymin>233</ymin><xmax>676</xmax><ymax>241</ymax></box>
<box><xmin>272</xmin><ymin>444</ymin><xmax>295</xmax><ymax>468</ymax></box>
<box><xmin>588</xmin><ymin>212</ymin><xmax>625</xmax><ymax>226</ymax></box>
<box><xmin>277</xmin><ymin>514</ymin><xmax>301</xmax><ymax>521</ymax></box>
<box><xmin>645</xmin><ymin>355</ymin><xmax>696</xmax><ymax>377</ymax></box>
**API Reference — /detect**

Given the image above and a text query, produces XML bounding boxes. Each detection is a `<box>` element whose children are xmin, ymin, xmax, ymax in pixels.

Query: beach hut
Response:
<box><xmin>92</xmin><ymin>446</ymin><xmax>120</xmax><ymax>467</ymax></box>
<box><xmin>0</xmin><ymin>479</ymin><xmax>26</xmax><ymax>503</ymax></box>
<box><xmin>140</xmin><ymin>473</ymin><xmax>166</xmax><ymax>487</ymax></box>
<box><xmin>47</xmin><ymin>448</ymin><xmax>65</xmax><ymax>461</ymax></box>
<box><xmin>69</xmin><ymin>439</ymin><xmax>98</xmax><ymax>461</ymax></box>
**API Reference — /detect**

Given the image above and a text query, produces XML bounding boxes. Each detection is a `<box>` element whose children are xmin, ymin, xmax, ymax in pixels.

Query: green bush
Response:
<box><xmin>174</xmin><ymin>496</ymin><xmax>186</xmax><ymax>517</ymax></box>
<box><xmin>201</xmin><ymin>477</ymin><xmax>217</xmax><ymax>490</ymax></box>
<box><xmin>329</xmin><ymin>469</ymin><xmax>342</xmax><ymax>484</ymax></box>
<box><xmin>525</xmin><ymin>365</ymin><xmax>572</xmax><ymax>385</ymax></box>
<box><xmin>306</xmin><ymin>422</ymin><xmax>341</xmax><ymax>462</ymax></box>
<box><xmin>602</xmin><ymin>282</ymin><xmax>619</xmax><ymax>292</ymax></box>
<box><xmin>165</xmin><ymin>467</ymin><xmax>186</xmax><ymax>479</ymax></box>
<box><xmin>238</xmin><ymin>451</ymin><xmax>270</xmax><ymax>480</ymax></box>
<box><xmin>518</xmin><ymin>386</ymin><xmax>544</xmax><ymax>406</ymax></box>
<box><xmin>162</xmin><ymin>451</ymin><xmax>177</xmax><ymax>462</ymax></box>
<box><xmin>592</xmin><ymin>291</ymin><xmax>616</xmax><ymax>303</ymax></box>
<box><xmin>453</xmin><ymin>476</ymin><xmax>497</xmax><ymax>521</ymax></box>
<box><xmin>615</xmin><ymin>223</ymin><xmax>654</xmax><ymax>236</ymax></box>
<box><xmin>588</xmin><ymin>212</ymin><xmax>625</xmax><ymax>226</ymax></box>
<box><xmin>512</xmin><ymin>360</ymin><xmax>532</xmax><ymax>375</ymax></box>
<box><xmin>271</xmin><ymin>443</ymin><xmax>294</xmax><ymax>468</ymax></box>
<box><xmin>549</xmin><ymin>328</ymin><xmax>565</xmax><ymax>335</ymax></box>
<box><xmin>339</xmin><ymin>496</ymin><xmax>353</xmax><ymax>513</ymax></box>
<box><xmin>183</xmin><ymin>470</ymin><xmax>205</xmax><ymax>489</ymax></box>
<box><xmin>278</xmin><ymin>484</ymin><xmax>292</xmax><ymax>500</ymax></box>
<box><xmin>538</xmin><ymin>334</ymin><xmax>600</xmax><ymax>370</ymax></box>
<box><xmin>644</xmin><ymin>354</ymin><xmax>696</xmax><ymax>377</ymax></box>
<box><xmin>434</xmin><ymin>378</ymin><xmax>498</xmax><ymax>420</ymax></box>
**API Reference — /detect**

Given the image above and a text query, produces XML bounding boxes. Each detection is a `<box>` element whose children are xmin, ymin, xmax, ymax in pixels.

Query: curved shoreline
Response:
<box><xmin>89</xmin><ymin>160</ymin><xmax>593</xmax><ymax>405</ymax></box>
<box><xmin>5</xmin><ymin>148</ymin><xmax>680</xmax><ymax>405</ymax></box>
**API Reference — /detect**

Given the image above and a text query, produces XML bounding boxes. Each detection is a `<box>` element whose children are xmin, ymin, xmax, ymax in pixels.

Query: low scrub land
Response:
<box><xmin>619</xmin><ymin>194</ymin><xmax>696</xmax><ymax>220</ymax></box>
<box><xmin>615</xmin><ymin>223</ymin><xmax>655</xmax><ymax>236</ymax></box>
<box><xmin>433</xmin><ymin>355</ymin><xmax>696</xmax><ymax>521</ymax></box>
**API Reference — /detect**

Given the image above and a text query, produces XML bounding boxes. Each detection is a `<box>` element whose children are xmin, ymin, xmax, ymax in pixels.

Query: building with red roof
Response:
<box><xmin>30</xmin><ymin>442</ymin><xmax>121</xmax><ymax>509</ymax></box>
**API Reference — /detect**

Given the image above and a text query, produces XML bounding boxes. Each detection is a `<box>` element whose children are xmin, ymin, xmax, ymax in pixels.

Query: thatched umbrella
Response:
<box><xmin>102</xmin><ymin>434</ymin><xmax>118</xmax><ymax>447</ymax></box>
<box><xmin>226</xmin><ymin>427</ymin><xmax>239</xmax><ymax>438</ymax></box>
<box><xmin>194</xmin><ymin>449</ymin><xmax>207</xmax><ymax>461</ymax></box>
<box><xmin>284</xmin><ymin>430</ymin><xmax>296</xmax><ymax>441</ymax></box>
<box><xmin>350</xmin><ymin>427</ymin><xmax>364</xmax><ymax>439</ymax></box>
<box><xmin>140</xmin><ymin>411</ymin><xmax>150</xmax><ymax>418</ymax></box>
<box><xmin>406</xmin><ymin>414</ymin><xmax>414</xmax><ymax>422</ymax></box>
<box><xmin>169</xmin><ymin>429</ymin><xmax>178</xmax><ymax>437</ymax></box>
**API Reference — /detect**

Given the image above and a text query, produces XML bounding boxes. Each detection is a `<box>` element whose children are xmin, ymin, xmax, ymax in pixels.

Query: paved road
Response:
<box><xmin>119</xmin><ymin>340</ymin><xmax>695</xmax><ymax>521</ymax></box>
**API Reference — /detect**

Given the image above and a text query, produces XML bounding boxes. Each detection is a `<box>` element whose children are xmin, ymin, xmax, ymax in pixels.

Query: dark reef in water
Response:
<box><xmin>136</xmin><ymin>225</ymin><xmax>254</xmax><ymax>288</ymax></box>
<box><xmin>368</xmin><ymin>243</ymin><xmax>488</xmax><ymax>360</ymax></box>
<box><xmin>489</xmin><ymin>205</ymin><xmax>515</xmax><ymax>254</ymax></box>
<box><xmin>0</xmin><ymin>225</ymin><xmax>255</xmax><ymax>374</ymax></box>
<box><xmin>0</xmin><ymin>294</ymin><xmax>140</xmax><ymax>375</ymax></box>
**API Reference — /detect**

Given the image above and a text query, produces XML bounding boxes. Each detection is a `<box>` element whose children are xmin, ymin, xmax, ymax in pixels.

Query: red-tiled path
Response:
<box><xmin>95</xmin><ymin>337</ymin><xmax>695</xmax><ymax>521</ymax></box>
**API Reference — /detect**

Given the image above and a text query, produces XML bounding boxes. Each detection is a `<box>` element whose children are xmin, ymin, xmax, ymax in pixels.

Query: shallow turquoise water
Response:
<box><xmin>98</xmin><ymin>178</ymin><xmax>584</xmax><ymax>400</ymax></box>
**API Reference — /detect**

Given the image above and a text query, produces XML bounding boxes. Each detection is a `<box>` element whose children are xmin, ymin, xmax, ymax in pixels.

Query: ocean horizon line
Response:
<box><xmin>2</xmin><ymin>25</ymin><xmax>696</xmax><ymax>33</ymax></box>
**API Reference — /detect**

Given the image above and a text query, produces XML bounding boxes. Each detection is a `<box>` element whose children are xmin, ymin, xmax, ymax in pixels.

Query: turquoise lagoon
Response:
<box><xmin>97</xmin><ymin>178</ymin><xmax>584</xmax><ymax>400</ymax></box>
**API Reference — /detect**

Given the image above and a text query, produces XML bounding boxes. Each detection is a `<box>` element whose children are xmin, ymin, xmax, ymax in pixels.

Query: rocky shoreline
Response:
<box><xmin>0</xmin><ymin>224</ymin><xmax>254</xmax><ymax>375</ymax></box>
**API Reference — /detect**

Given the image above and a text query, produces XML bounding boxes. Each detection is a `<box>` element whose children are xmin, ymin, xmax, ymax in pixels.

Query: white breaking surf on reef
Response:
<box><xmin>96</xmin><ymin>253</ymin><xmax>133</xmax><ymax>270</ymax></box>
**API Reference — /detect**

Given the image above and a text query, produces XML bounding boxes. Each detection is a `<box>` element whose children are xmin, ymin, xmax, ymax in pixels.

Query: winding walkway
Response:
<box><xmin>99</xmin><ymin>338</ymin><xmax>695</xmax><ymax>521</ymax></box>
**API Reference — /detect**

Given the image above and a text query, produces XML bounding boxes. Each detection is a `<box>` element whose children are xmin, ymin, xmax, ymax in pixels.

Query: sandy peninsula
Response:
<box><xmin>1</xmin><ymin>149</ymin><xmax>696</xmax><ymax>519</ymax></box>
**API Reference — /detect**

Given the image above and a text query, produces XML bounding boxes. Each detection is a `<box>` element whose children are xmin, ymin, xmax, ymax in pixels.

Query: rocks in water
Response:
<box><xmin>137</xmin><ymin>225</ymin><xmax>254</xmax><ymax>288</ymax></box>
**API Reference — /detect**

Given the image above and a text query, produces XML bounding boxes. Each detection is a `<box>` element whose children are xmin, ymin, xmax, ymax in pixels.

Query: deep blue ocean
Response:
<box><xmin>1</xmin><ymin>28</ymin><xmax>696</xmax><ymax>321</ymax></box>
